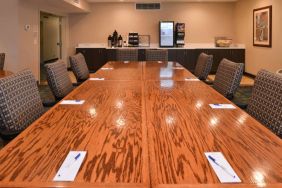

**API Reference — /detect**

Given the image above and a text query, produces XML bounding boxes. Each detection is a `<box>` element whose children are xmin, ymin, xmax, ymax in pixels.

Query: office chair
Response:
<box><xmin>145</xmin><ymin>49</ymin><xmax>168</xmax><ymax>61</ymax></box>
<box><xmin>213</xmin><ymin>58</ymin><xmax>244</xmax><ymax>100</ymax></box>
<box><xmin>116</xmin><ymin>49</ymin><xmax>138</xmax><ymax>61</ymax></box>
<box><xmin>0</xmin><ymin>69</ymin><xmax>45</xmax><ymax>139</ymax></box>
<box><xmin>194</xmin><ymin>53</ymin><xmax>213</xmax><ymax>80</ymax></box>
<box><xmin>246</xmin><ymin>69</ymin><xmax>282</xmax><ymax>138</ymax></box>
<box><xmin>45</xmin><ymin>60</ymin><xmax>74</xmax><ymax>101</ymax></box>
<box><xmin>69</xmin><ymin>53</ymin><xmax>90</xmax><ymax>83</ymax></box>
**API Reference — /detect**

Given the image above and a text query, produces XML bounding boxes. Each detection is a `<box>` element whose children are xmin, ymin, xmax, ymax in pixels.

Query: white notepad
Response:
<box><xmin>60</xmin><ymin>100</ymin><xmax>85</xmax><ymax>105</ymax></box>
<box><xmin>185</xmin><ymin>78</ymin><xmax>200</xmax><ymax>81</ymax></box>
<box><xmin>53</xmin><ymin>151</ymin><xmax>86</xmax><ymax>182</ymax></box>
<box><xmin>101</xmin><ymin>67</ymin><xmax>113</xmax><ymax>70</ymax></box>
<box><xmin>89</xmin><ymin>78</ymin><xmax>105</xmax><ymax>81</ymax></box>
<box><xmin>124</xmin><ymin>61</ymin><xmax>129</xmax><ymax>64</ymax></box>
<box><xmin>209</xmin><ymin>104</ymin><xmax>236</xmax><ymax>109</ymax></box>
<box><xmin>157</xmin><ymin>61</ymin><xmax>163</xmax><ymax>64</ymax></box>
<box><xmin>205</xmin><ymin>152</ymin><xmax>241</xmax><ymax>183</ymax></box>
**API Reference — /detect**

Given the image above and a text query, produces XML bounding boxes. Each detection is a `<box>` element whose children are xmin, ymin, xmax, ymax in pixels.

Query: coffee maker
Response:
<box><xmin>175</xmin><ymin>23</ymin><xmax>185</xmax><ymax>47</ymax></box>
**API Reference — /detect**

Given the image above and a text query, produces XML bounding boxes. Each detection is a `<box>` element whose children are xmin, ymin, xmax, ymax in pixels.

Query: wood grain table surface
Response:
<box><xmin>0</xmin><ymin>70</ymin><xmax>13</xmax><ymax>78</ymax></box>
<box><xmin>0</xmin><ymin>61</ymin><xmax>281</xmax><ymax>188</ymax></box>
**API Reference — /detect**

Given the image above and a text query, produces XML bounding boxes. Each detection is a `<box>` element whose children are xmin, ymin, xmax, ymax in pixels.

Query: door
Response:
<box><xmin>40</xmin><ymin>12</ymin><xmax>62</xmax><ymax>84</ymax></box>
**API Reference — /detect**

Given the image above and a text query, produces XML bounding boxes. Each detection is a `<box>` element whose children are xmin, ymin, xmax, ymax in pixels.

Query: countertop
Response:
<box><xmin>76</xmin><ymin>43</ymin><xmax>245</xmax><ymax>49</ymax></box>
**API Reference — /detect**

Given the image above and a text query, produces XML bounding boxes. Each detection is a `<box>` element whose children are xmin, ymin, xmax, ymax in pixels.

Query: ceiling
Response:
<box><xmin>87</xmin><ymin>0</ymin><xmax>237</xmax><ymax>2</ymax></box>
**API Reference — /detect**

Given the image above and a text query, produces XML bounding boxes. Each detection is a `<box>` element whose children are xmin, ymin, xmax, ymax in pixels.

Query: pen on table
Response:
<box><xmin>208</xmin><ymin>155</ymin><xmax>236</xmax><ymax>179</ymax></box>
<box><xmin>213</xmin><ymin>104</ymin><xmax>221</xmax><ymax>106</ymax></box>
<box><xmin>58</xmin><ymin>153</ymin><xmax>81</xmax><ymax>177</ymax></box>
<box><xmin>75</xmin><ymin>100</ymin><xmax>81</xmax><ymax>102</ymax></box>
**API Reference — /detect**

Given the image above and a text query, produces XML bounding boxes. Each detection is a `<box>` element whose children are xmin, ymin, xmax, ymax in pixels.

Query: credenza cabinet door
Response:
<box><xmin>76</xmin><ymin>48</ymin><xmax>107</xmax><ymax>72</ymax></box>
<box><xmin>107</xmin><ymin>49</ymin><xmax>116</xmax><ymax>62</ymax></box>
<box><xmin>168</xmin><ymin>49</ymin><xmax>197</xmax><ymax>72</ymax></box>
<box><xmin>75</xmin><ymin>48</ymin><xmax>245</xmax><ymax>74</ymax></box>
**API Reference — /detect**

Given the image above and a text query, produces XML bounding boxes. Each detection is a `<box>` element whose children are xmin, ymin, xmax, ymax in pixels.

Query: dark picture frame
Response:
<box><xmin>253</xmin><ymin>5</ymin><xmax>272</xmax><ymax>47</ymax></box>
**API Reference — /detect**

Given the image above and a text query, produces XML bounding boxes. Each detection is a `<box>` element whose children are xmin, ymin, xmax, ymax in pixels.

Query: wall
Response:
<box><xmin>17</xmin><ymin>0</ymin><xmax>70</xmax><ymax>80</ymax></box>
<box><xmin>0</xmin><ymin>0</ymin><xmax>71</xmax><ymax>81</ymax></box>
<box><xmin>69</xmin><ymin>2</ymin><xmax>235</xmax><ymax>54</ymax></box>
<box><xmin>0</xmin><ymin>0</ymin><xmax>19</xmax><ymax>72</ymax></box>
<box><xmin>234</xmin><ymin>0</ymin><xmax>282</xmax><ymax>74</ymax></box>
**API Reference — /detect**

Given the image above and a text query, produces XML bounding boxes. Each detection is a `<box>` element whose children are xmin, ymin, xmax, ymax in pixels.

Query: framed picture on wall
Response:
<box><xmin>253</xmin><ymin>6</ymin><xmax>272</xmax><ymax>47</ymax></box>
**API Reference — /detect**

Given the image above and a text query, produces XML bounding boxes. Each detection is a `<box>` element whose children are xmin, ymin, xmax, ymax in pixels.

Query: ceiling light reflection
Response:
<box><xmin>195</xmin><ymin>100</ymin><xmax>203</xmax><ymax>109</ymax></box>
<box><xmin>210</xmin><ymin>117</ymin><xmax>219</xmax><ymax>126</ymax></box>
<box><xmin>116</xmin><ymin>116</ymin><xmax>126</xmax><ymax>128</ymax></box>
<box><xmin>89</xmin><ymin>107</ymin><xmax>97</xmax><ymax>118</ymax></box>
<box><xmin>165</xmin><ymin>115</ymin><xmax>175</xmax><ymax>126</ymax></box>
<box><xmin>252</xmin><ymin>171</ymin><xmax>266</xmax><ymax>187</ymax></box>
<box><xmin>116</xmin><ymin>100</ymin><xmax>124</xmax><ymax>109</ymax></box>
<box><xmin>238</xmin><ymin>115</ymin><xmax>247</xmax><ymax>125</ymax></box>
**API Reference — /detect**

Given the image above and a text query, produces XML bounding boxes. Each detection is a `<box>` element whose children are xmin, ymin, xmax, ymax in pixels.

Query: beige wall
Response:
<box><xmin>69</xmin><ymin>2</ymin><xmax>235</xmax><ymax>53</ymax></box>
<box><xmin>0</xmin><ymin>0</ymin><xmax>77</xmax><ymax>81</ymax></box>
<box><xmin>234</xmin><ymin>0</ymin><xmax>282</xmax><ymax>75</ymax></box>
<box><xmin>18</xmin><ymin>0</ymin><xmax>70</xmax><ymax>80</ymax></box>
<box><xmin>0</xmin><ymin>0</ymin><xmax>19</xmax><ymax>72</ymax></box>
<box><xmin>2</xmin><ymin>1</ymin><xmax>281</xmax><ymax>79</ymax></box>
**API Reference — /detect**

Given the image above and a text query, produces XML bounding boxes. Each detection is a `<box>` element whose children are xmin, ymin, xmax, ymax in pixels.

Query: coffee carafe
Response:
<box><xmin>118</xmin><ymin>35</ymin><xmax>123</xmax><ymax>47</ymax></box>
<box><xmin>112</xmin><ymin>30</ymin><xmax>118</xmax><ymax>47</ymax></box>
<box><xmin>108</xmin><ymin>35</ymin><xmax>112</xmax><ymax>47</ymax></box>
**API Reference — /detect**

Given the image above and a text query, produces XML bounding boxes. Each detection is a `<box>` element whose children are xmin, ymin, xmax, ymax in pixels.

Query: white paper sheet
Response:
<box><xmin>89</xmin><ymin>78</ymin><xmax>105</xmax><ymax>81</ymax></box>
<box><xmin>158</xmin><ymin>61</ymin><xmax>163</xmax><ymax>64</ymax></box>
<box><xmin>101</xmin><ymin>67</ymin><xmax>113</xmax><ymax>70</ymax></box>
<box><xmin>172</xmin><ymin>67</ymin><xmax>184</xmax><ymax>70</ymax></box>
<box><xmin>209</xmin><ymin>104</ymin><xmax>236</xmax><ymax>109</ymax></box>
<box><xmin>124</xmin><ymin>61</ymin><xmax>129</xmax><ymax>64</ymax></box>
<box><xmin>53</xmin><ymin>151</ymin><xmax>86</xmax><ymax>182</ymax></box>
<box><xmin>205</xmin><ymin>152</ymin><xmax>241</xmax><ymax>183</ymax></box>
<box><xmin>185</xmin><ymin>78</ymin><xmax>200</xmax><ymax>81</ymax></box>
<box><xmin>60</xmin><ymin>100</ymin><xmax>85</xmax><ymax>105</ymax></box>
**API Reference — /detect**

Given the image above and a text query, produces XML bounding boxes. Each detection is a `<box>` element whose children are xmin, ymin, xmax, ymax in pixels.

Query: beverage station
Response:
<box><xmin>76</xmin><ymin>21</ymin><xmax>245</xmax><ymax>74</ymax></box>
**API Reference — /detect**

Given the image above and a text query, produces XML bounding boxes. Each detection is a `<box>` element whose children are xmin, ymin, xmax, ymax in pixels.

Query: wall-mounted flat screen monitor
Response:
<box><xmin>159</xmin><ymin>21</ymin><xmax>174</xmax><ymax>47</ymax></box>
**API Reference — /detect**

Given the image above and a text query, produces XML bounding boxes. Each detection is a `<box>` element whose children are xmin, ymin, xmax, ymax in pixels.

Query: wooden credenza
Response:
<box><xmin>76</xmin><ymin>47</ymin><xmax>245</xmax><ymax>74</ymax></box>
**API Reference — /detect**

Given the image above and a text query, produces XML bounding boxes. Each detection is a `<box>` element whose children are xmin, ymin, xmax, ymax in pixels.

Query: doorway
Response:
<box><xmin>40</xmin><ymin>12</ymin><xmax>62</xmax><ymax>84</ymax></box>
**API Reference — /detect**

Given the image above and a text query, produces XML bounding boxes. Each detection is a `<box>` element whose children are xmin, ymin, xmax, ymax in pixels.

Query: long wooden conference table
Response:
<box><xmin>0</xmin><ymin>61</ymin><xmax>281</xmax><ymax>187</ymax></box>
